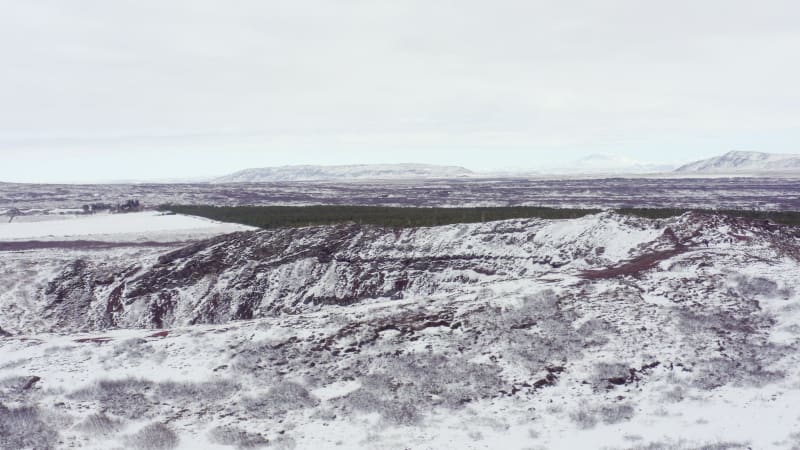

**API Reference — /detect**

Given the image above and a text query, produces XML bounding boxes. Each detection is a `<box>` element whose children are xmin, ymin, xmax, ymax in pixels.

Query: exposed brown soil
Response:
<box><xmin>148</xmin><ymin>331</ymin><xmax>171</xmax><ymax>338</ymax></box>
<box><xmin>73</xmin><ymin>336</ymin><xmax>113</xmax><ymax>344</ymax></box>
<box><xmin>581</xmin><ymin>245</ymin><xmax>689</xmax><ymax>280</ymax></box>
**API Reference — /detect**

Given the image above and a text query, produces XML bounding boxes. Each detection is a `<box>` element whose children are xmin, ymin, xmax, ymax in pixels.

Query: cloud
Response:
<box><xmin>0</xmin><ymin>0</ymin><xmax>798</xmax><ymax>181</ymax></box>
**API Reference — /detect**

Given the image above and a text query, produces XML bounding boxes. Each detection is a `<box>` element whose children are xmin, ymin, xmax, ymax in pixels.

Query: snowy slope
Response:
<box><xmin>675</xmin><ymin>150</ymin><xmax>800</xmax><ymax>174</ymax></box>
<box><xmin>2</xmin><ymin>213</ymin><xmax>800</xmax><ymax>449</ymax></box>
<box><xmin>0</xmin><ymin>212</ymin><xmax>668</xmax><ymax>334</ymax></box>
<box><xmin>214</xmin><ymin>164</ymin><xmax>474</xmax><ymax>183</ymax></box>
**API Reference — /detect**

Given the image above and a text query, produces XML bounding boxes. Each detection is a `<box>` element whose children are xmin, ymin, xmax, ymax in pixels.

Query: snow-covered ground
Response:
<box><xmin>1</xmin><ymin>212</ymin><xmax>800</xmax><ymax>449</ymax></box>
<box><xmin>0</xmin><ymin>211</ymin><xmax>254</xmax><ymax>242</ymax></box>
<box><xmin>676</xmin><ymin>150</ymin><xmax>800</xmax><ymax>174</ymax></box>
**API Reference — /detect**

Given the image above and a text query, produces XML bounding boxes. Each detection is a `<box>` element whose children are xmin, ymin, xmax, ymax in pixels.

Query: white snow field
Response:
<box><xmin>0</xmin><ymin>211</ymin><xmax>254</xmax><ymax>242</ymax></box>
<box><xmin>1</xmin><ymin>212</ymin><xmax>799</xmax><ymax>449</ymax></box>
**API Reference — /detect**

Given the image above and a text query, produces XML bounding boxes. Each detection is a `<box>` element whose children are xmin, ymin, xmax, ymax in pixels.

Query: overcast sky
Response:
<box><xmin>1</xmin><ymin>0</ymin><xmax>799</xmax><ymax>182</ymax></box>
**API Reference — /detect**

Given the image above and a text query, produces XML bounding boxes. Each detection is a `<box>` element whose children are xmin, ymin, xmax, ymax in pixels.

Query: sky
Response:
<box><xmin>1</xmin><ymin>0</ymin><xmax>799</xmax><ymax>182</ymax></box>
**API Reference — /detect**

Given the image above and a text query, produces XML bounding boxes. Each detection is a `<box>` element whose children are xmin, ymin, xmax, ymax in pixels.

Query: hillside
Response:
<box><xmin>550</xmin><ymin>154</ymin><xmax>675</xmax><ymax>175</ymax></box>
<box><xmin>213</xmin><ymin>164</ymin><xmax>474</xmax><ymax>183</ymax></box>
<box><xmin>675</xmin><ymin>150</ymin><xmax>800</xmax><ymax>174</ymax></box>
<box><xmin>2</xmin><ymin>212</ymin><xmax>800</xmax><ymax>448</ymax></box>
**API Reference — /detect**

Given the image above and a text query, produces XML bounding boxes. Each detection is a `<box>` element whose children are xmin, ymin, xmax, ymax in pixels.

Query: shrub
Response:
<box><xmin>0</xmin><ymin>375</ymin><xmax>41</xmax><ymax>402</ymax></box>
<box><xmin>661</xmin><ymin>384</ymin><xmax>688</xmax><ymax>403</ymax></box>
<box><xmin>70</xmin><ymin>377</ymin><xmax>241</xmax><ymax>422</ymax></box>
<box><xmin>0</xmin><ymin>404</ymin><xmax>59</xmax><ymax>450</ymax></box>
<box><xmin>156</xmin><ymin>379</ymin><xmax>240</xmax><ymax>403</ymax></box>
<box><xmin>569</xmin><ymin>404</ymin><xmax>599</xmax><ymax>429</ymax></box>
<box><xmin>125</xmin><ymin>423</ymin><xmax>179</xmax><ymax>450</ymax></box>
<box><xmin>208</xmin><ymin>426</ymin><xmax>269</xmax><ymax>448</ymax></box>
<box><xmin>569</xmin><ymin>402</ymin><xmax>635</xmax><ymax>429</ymax></box>
<box><xmin>598</xmin><ymin>403</ymin><xmax>635</xmax><ymax>424</ymax></box>
<box><xmin>341</xmin><ymin>379</ymin><xmax>421</xmax><ymax>425</ymax></box>
<box><xmin>74</xmin><ymin>413</ymin><xmax>123</xmax><ymax>436</ymax></box>
<box><xmin>732</xmin><ymin>274</ymin><xmax>778</xmax><ymax>299</ymax></box>
<box><xmin>243</xmin><ymin>381</ymin><xmax>319</xmax><ymax>418</ymax></box>
<box><xmin>107</xmin><ymin>338</ymin><xmax>157</xmax><ymax>363</ymax></box>
<box><xmin>272</xmin><ymin>435</ymin><xmax>297</xmax><ymax>450</ymax></box>
<box><xmin>69</xmin><ymin>378</ymin><xmax>155</xmax><ymax>419</ymax></box>
<box><xmin>593</xmin><ymin>362</ymin><xmax>631</xmax><ymax>387</ymax></box>
<box><xmin>692</xmin><ymin>357</ymin><xmax>784</xmax><ymax>390</ymax></box>
<box><xmin>337</xmin><ymin>352</ymin><xmax>506</xmax><ymax>425</ymax></box>
<box><xmin>265</xmin><ymin>381</ymin><xmax>318</xmax><ymax>408</ymax></box>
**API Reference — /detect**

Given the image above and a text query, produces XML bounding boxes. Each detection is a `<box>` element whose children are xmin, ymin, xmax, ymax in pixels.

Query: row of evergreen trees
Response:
<box><xmin>160</xmin><ymin>205</ymin><xmax>800</xmax><ymax>229</ymax></box>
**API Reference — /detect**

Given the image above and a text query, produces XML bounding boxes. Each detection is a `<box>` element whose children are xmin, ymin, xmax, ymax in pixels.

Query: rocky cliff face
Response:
<box><xmin>12</xmin><ymin>212</ymin><xmax>797</xmax><ymax>334</ymax></box>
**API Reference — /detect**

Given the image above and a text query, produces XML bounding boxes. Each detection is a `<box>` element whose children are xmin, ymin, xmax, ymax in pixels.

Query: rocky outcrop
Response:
<box><xmin>14</xmin><ymin>212</ymin><xmax>799</xmax><ymax>333</ymax></box>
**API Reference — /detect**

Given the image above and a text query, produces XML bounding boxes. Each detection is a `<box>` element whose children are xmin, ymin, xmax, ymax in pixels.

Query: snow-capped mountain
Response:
<box><xmin>213</xmin><ymin>164</ymin><xmax>474</xmax><ymax>183</ymax></box>
<box><xmin>548</xmin><ymin>154</ymin><xmax>675</xmax><ymax>175</ymax></box>
<box><xmin>478</xmin><ymin>155</ymin><xmax>674</xmax><ymax>178</ymax></box>
<box><xmin>675</xmin><ymin>150</ymin><xmax>800</xmax><ymax>174</ymax></box>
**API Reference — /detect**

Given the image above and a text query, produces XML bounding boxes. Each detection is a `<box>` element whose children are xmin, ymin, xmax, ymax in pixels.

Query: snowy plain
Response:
<box><xmin>0</xmin><ymin>211</ymin><xmax>254</xmax><ymax>242</ymax></box>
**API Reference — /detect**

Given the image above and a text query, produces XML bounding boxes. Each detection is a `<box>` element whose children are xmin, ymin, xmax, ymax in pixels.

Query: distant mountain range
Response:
<box><xmin>549</xmin><ymin>154</ymin><xmax>675</xmax><ymax>175</ymax></box>
<box><xmin>17</xmin><ymin>151</ymin><xmax>795</xmax><ymax>185</ymax></box>
<box><xmin>213</xmin><ymin>163</ymin><xmax>474</xmax><ymax>183</ymax></box>
<box><xmin>212</xmin><ymin>158</ymin><xmax>675</xmax><ymax>183</ymax></box>
<box><xmin>548</xmin><ymin>151</ymin><xmax>800</xmax><ymax>176</ymax></box>
<box><xmin>211</xmin><ymin>152</ymin><xmax>800</xmax><ymax>183</ymax></box>
<box><xmin>675</xmin><ymin>151</ymin><xmax>800</xmax><ymax>174</ymax></box>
